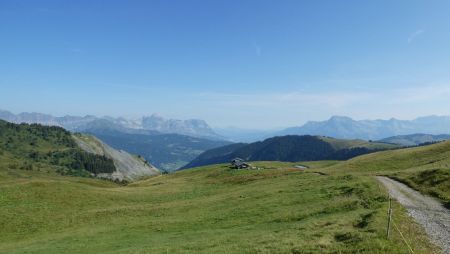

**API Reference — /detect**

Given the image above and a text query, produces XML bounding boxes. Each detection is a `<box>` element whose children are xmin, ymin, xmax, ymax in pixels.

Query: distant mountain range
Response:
<box><xmin>276</xmin><ymin>115</ymin><xmax>450</xmax><ymax>140</ymax></box>
<box><xmin>182</xmin><ymin>135</ymin><xmax>398</xmax><ymax>169</ymax></box>
<box><xmin>0</xmin><ymin>109</ymin><xmax>223</xmax><ymax>140</ymax></box>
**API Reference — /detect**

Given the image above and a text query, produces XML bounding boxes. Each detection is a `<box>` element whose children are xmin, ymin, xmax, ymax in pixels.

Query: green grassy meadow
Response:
<box><xmin>0</xmin><ymin>159</ymin><xmax>439</xmax><ymax>253</ymax></box>
<box><xmin>317</xmin><ymin>136</ymin><xmax>399</xmax><ymax>150</ymax></box>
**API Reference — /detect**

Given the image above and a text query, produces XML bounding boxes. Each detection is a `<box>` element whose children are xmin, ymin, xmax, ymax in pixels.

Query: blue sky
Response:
<box><xmin>1</xmin><ymin>0</ymin><xmax>450</xmax><ymax>128</ymax></box>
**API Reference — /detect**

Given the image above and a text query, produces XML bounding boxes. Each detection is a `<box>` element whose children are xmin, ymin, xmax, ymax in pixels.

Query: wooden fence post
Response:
<box><xmin>387</xmin><ymin>196</ymin><xmax>392</xmax><ymax>239</ymax></box>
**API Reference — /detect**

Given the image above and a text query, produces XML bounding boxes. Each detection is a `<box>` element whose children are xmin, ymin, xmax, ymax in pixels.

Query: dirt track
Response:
<box><xmin>377</xmin><ymin>176</ymin><xmax>450</xmax><ymax>253</ymax></box>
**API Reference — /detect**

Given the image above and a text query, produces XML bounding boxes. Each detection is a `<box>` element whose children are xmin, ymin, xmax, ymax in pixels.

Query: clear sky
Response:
<box><xmin>1</xmin><ymin>0</ymin><xmax>450</xmax><ymax>128</ymax></box>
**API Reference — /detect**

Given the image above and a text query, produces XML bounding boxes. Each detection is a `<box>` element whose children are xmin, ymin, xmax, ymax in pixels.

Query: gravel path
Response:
<box><xmin>377</xmin><ymin>176</ymin><xmax>450</xmax><ymax>253</ymax></box>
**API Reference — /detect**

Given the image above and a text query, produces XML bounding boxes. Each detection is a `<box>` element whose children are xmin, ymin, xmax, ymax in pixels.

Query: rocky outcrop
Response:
<box><xmin>73</xmin><ymin>134</ymin><xmax>160</xmax><ymax>181</ymax></box>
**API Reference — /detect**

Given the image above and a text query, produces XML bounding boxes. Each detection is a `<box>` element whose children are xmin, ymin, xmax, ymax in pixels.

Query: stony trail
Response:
<box><xmin>377</xmin><ymin>176</ymin><xmax>450</xmax><ymax>253</ymax></box>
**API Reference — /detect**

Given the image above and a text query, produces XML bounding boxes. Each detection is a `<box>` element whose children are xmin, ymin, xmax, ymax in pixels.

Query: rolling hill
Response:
<box><xmin>0</xmin><ymin>120</ymin><xmax>159</xmax><ymax>182</ymax></box>
<box><xmin>182</xmin><ymin>135</ymin><xmax>398</xmax><ymax>169</ymax></box>
<box><xmin>378</xmin><ymin>133</ymin><xmax>450</xmax><ymax>146</ymax></box>
<box><xmin>2</xmin><ymin>121</ymin><xmax>448</xmax><ymax>252</ymax></box>
<box><xmin>327</xmin><ymin>139</ymin><xmax>450</xmax><ymax>205</ymax></box>
<box><xmin>0</xmin><ymin>161</ymin><xmax>436</xmax><ymax>253</ymax></box>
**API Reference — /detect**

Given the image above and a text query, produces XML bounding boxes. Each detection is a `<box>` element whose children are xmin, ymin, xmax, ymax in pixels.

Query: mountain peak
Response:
<box><xmin>277</xmin><ymin>115</ymin><xmax>450</xmax><ymax>140</ymax></box>
<box><xmin>328</xmin><ymin>116</ymin><xmax>353</xmax><ymax>122</ymax></box>
<box><xmin>148</xmin><ymin>113</ymin><xmax>164</xmax><ymax>119</ymax></box>
<box><xmin>141</xmin><ymin>114</ymin><xmax>221</xmax><ymax>139</ymax></box>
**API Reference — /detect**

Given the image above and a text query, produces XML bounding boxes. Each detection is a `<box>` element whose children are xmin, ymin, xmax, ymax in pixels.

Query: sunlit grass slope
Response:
<box><xmin>318</xmin><ymin>136</ymin><xmax>398</xmax><ymax>150</ymax></box>
<box><xmin>0</xmin><ymin>160</ymin><xmax>435</xmax><ymax>253</ymax></box>
<box><xmin>0</xmin><ymin>120</ymin><xmax>116</xmax><ymax>178</ymax></box>
<box><xmin>327</xmin><ymin>140</ymin><xmax>450</xmax><ymax>204</ymax></box>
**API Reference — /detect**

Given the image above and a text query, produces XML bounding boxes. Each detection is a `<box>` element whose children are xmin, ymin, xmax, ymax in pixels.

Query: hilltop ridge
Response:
<box><xmin>0</xmin><ymin>120</ymin><xmax>159</xmax><ymax>181</ymax></box>
<box><xmin>182</xmin><ymin>135</ymin><xmax>398</xmax><ymax>169</ymax></box>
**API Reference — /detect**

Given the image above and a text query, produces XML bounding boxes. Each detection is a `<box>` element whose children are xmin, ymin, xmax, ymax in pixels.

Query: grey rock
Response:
<box><xmin>73</xmin><ymin>134</ymin><xmax>160</xmax><ymax>181</ymax></box>
<box><xmin>0</xmin><ymin>109</ymin><xmax>223</xmax><ymax>140</ymax></box>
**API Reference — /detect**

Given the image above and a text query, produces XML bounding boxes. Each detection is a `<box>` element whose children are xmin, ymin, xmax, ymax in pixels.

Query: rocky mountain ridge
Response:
<box><xmin>0</xmin><ymin>109</ymin><xmax>222</xmax><ymax>140</ymax></box>
<box><xmin>276</xmin><ymin>115</ymin><xmax>450</xmax><ymax>140</ymax></box>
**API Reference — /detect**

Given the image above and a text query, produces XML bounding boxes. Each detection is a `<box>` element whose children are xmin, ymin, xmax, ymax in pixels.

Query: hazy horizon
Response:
<box><xmin>3</xmin><ymin>107</ymin><xmax>450</xmax><ymax>131</ymax></box>
<box><xmin>2</xmin><ymin>1</ymin><xmax>450</xmax><ymax>128</ymax></box>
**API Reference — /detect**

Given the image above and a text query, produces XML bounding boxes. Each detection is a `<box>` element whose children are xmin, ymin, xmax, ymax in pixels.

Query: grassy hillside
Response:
<box><xmin>318</xmin><ymin>136</ymin><xmax>398</xmax><ymax>150</ymax></box>
<box><xmin>183</xmin><ymin>135</ymin><xmax>398</xmax><ymax>169</ymax></box>
<box><xmin>379</xmin><ymin>134</ymin><xmax>450</xmax><ymax>146</ymax></box>
<box><xmin>73</xmin><ymin>134</ymin><xmax>160</xmax><ymax>181</ymax></box>
<box><xmin>0</xmin><ymin>160</ymin><xmax>437</xmax><ymax>253</ymax></box>
<box><xmin>327</xmin><ymin>140</ymin><xmax>450</xmax><ymax>205</ymax></box>
<box><xmin>0</xmin><ymin>120</ymin><xmax>158</xmax><ymax>182</ymax></box>
<box><xmin>0</xmin><ymin>120</ymin><xmax>116</xmax><ymax>177</ymax></box>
